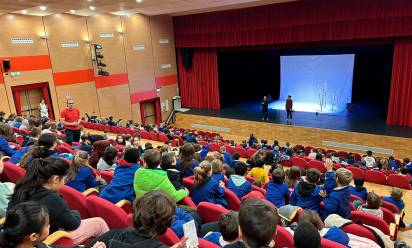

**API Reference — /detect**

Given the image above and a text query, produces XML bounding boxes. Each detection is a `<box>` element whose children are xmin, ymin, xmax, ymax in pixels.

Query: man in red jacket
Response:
<box><xmin>60</xmin><ymin>99</ymin><xmax>81</xmax><ymax>145</ymax></box>
<box><xmin>285</xmin><ymin>95</ymin><xmax>293</xmax><ymax>122</ymax></box>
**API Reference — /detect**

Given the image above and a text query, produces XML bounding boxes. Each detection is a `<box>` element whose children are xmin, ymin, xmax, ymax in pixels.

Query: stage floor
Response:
<box><xmin>186</xmin><ymin>101</ymin><xmax>412</xmax><ymax>138</ymax></box>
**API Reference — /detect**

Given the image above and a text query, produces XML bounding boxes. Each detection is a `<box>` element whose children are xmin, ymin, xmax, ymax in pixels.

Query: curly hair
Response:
<box><xmin>133</xmin><ymin>190</ymin><xmax>176</xmax><ymax>238</ymax></box>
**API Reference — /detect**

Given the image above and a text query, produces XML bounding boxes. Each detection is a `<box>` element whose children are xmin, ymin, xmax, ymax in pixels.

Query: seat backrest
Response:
<box><xmin>245</xmin><ymin>176</ymin><xmax>255</xmax><ymax>183</ymax></box>
<box><xmin>86</xmin><ymin>195</ymin><xmax>130</xmax><ymax>229</ymax></box>
<box><xmin>197</xmin><ymin>202</ymin><xmax>229</xmax><ymax>223</ymax></box>
<box><xmin>224</xmin><ymin>188</ymin><xmax>241</xmax><ymax>211</ymax></box>
<box><xmin>347</xmin><ymin>166</ymin><xmax>365</xmax><ymax>180</ymax></box>
<box><xmin>224</xmin><ymin>145</ymin><xmax>234</xmax><ymax>155</ymax></box>
<box><xmin>178</xmin><ymin>196</ymin><xmax>197</xmax><ymax>209</ymax></box>
<box><xmin>365</xmin><ymin>170</ymin><xmax>387</xmax><ymax>185</ymax></box>
<box><xmin>381</xmin><ymin>200</ymin><xmax>400</xmax><ymax>214</ymax></box>
<box><xmin>381</xmin><ymin>207</ymin><xmax>396</xmax><ymax>224</ymax></box>
<box><xmin>99</xmin><ymin>170</ymin><xmax>114</xmax><ymax>184</ymax></box>
<box><xmin>56</xmin><ymin>145</ymin><xmax>74</xmax><ymax>154</ymax></box>
<box><xmin>291</xmin><ymin>157</ymin><xmax>308</xmax><ymax>169</ymax></box>
<box><xmin>149</xmin><ymin>132</ymin><xmax>159</xmax><ymax>141</ymax></box>
<box><xmin>158</xmin><ymin>133</ymin><xmax>170</xmax><ymax>143</ymax></box>
<box><xmin>337</xmin><ymin>151</ymin><xmax>348</xmax><ymax>158</ymax></box>
<box><xmin>234</xmin><ymin>146</ymin><xmax>249</xmax><ymax>158</ymax></box>
<box><xmin>340</xmin><ymin>223</ymin><xmax>379</xmax><ymax>244</ymax></box>
<box><xmin>3</xmin><ymin>162</ymin><xmax>26</xmax><ymax>183</ymax></box>
<box><xmin>386</xmin><ymin>174</ymin><xmax>411</xmax><ymax>189</ymax></box>
<box><xmin>350</xmin><ymin>211</ymin><xmax>389</xmax><ymax>235</ymax></box>
<box><xmin>140</xmin><ymin>130</ymin><xmax>150</xmax><ymax>139</ymax></box>
<box><xmin>182</xmin><ymin>178</ymin><xmax>195</xmax><ymax>195</ymax></box>
<box><xmin>209</xmin><ymin>143</ymin><xmax>220</xmax><ymax>152</ymax></box>
<box><xmin>252</xmin><ymin>185</ymin><xmax>266</xmax><ymax>195</ymax></box>
<box><xmin>350</xmin><ymin>194</ymin><xmax>364</xmax><ymax>204</ymax></box>
<box><xmin>247</xmin><ymin>148</ymin><xmax>257</xmax><ymax>158</ymax></box>
<box><xmin>198</xmin><ymin>238</ymin><xmax>220</xmax><ymax>248</ymax></box>
<box><xmin>274</xmin><ymin>226</ymin><xmax>294</xmax><ymax>248</ymax></box>
<box><xmin>307</xmin><ymin>160</ymin><xmax>327</xmax><ymax>173</ymax></box>
<box><xmin>321</xmin><ymin>238</ymin><xmax>347</xmax><ymax>248</ymax></box>
<box><xmin>59</xmin><ymin>185</ymin><xmax>90</xmax><ymax>219</ymax></box>
<box><xmin>158</xmin><ymin>228</ymin><xmax>180</xmax><ymax>246</ymax></box>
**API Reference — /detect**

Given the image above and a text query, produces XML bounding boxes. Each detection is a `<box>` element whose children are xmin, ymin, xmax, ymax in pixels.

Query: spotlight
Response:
<box><xmin>22</xmin><ymin>10</ymin><xmax>28</xmax><ymax>14</ymax></box>
<box><xmin>70</xmin><ymin>9</ymin><xmax>76</xmax><ymax>14</ymax></box>
<box><xmin>39</xmin><ymin>6</ymin><xmax>47</xmax><ymax>11</ymax></box>
<box><xmin>136</xmin><ymin>0</ymin><xmax>143</xmax><ymax>2</ymax></box>
<box><xmin>89</xmin><ymin>6</ymin><xmax>96</xmax><ymax>10</ymax></box>
<box><xmin>98</xmin><ymin>70</ymin><xmax>109</xmax><ymax>76</ymax></box>
<box><xmin>95</xmin><ymin>54</ymin><xmax>103</xmax><ymax>59</ymax></box>
<box><xmin>97</xmin><ymin>62</ymin><xmax>106</xmax><ymax>67</ymax></box>
<box><xmin>94</xmin><ymin>44</ymin><xmax>102</xmax><ymax>49</ymax></box>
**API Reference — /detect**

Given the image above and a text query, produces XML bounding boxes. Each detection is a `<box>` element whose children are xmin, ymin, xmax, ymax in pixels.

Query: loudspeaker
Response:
<box><xmin>2</xmin><ymin>60</ymin><xmax>10</xmax><ymax>72</ymax></box>
<box><xmin>180</xmin><ymin>48</ymin><xmax>193</xmax><ymax>68</ymax></box>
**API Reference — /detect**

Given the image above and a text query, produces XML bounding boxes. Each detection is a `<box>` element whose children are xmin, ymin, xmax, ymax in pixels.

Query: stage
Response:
<box><xmin>183</xmin><ymin>101</ymin><xmax>412</xmax><ymax>139</ymax></box>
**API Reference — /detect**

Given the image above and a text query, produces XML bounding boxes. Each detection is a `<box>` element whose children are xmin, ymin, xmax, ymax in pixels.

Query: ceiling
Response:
<box><xmin>0</xmin><ymin>0</ymin><xmax>296</xmax><ymax>17</ymax></box>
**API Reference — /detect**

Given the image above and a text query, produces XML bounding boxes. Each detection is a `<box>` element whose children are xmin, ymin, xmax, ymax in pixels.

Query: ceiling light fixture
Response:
<box><xmin>70</xmin><ymin>9</ymin><xmax>76</xmax><ymax>14</ymax></box>
<box><xmin>22</xmin><ymin>10</ymin><xmax>28</xmax><ymax>14</ymax></box>
<box><xmin>89</xmin><ymin>6</ymin><xmax>96</xmax><ymax>10</ymax></box>
<box><xmin>39</xmin><ymin>6</ymin><xmax>47</xmax><ymax>11</ymax></box>
<box><xmin>136</xmin><ymin>0</ymin><xmax>143</xmax><ymax>2</ymax></box>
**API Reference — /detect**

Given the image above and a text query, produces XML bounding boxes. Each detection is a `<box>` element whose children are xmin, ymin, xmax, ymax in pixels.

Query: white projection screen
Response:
<box><xmin>271</xmin><ymin>54</ymin><xmax>355</xmax><ymax>114</ymax></box>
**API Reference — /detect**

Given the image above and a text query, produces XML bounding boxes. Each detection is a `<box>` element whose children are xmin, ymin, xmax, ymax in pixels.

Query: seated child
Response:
<box><xmin>97</xmin><ymin>146</ymin><xmax>118</xmax><ymax>171</ymax></box>
<box><xmin>0</xmin><ymin>156</ymin><xmax>14</xmax><ymax>218</ymax></box>
<box><xmin>265</xmin><ymin>168</ymin><xmax>290</xmax><ymax>207</ymax></box>
<box><xmin>383</xmin><ymin>187</ymin><xmax>405</xmax><ymax>212</ymax></box>
<box><xmin>78</xmin><ymin>134</ymin><xmax>92</xmax><ymax>154</ymax></box>
<box><xmin>192</xmin><ymin>161</ymin><xmax>228</xmax><ymax>208</ymax></box>
<box><xmin>293</xmin><ymin>222</ymin><xmax>321</xmax><ymax>248</ymax></box>
<box><xmin>247</xmin><ymin>158</ymin><xmax>269</xmax><ymax>185</ymax></box>
<box><xmin>362</xmin><ymin>150</ymin><xmax>376</xmax><ymax>168</ymax></box>
<box><xmin>211</xmin><ymin>159</ymin><xmax>225</xmax><ymax>184</ymax></box>
<box><xmin>65</xmin><ymin>151</ymin><xmax>102</xmax><ymax>192</ymax></box>
<box><xmin>323</xmin><ymin>168</ymin><xmax>352</xmax><ymax>219</ymax></box>
<box><xmin>400</xmin><ymin>166</ymin><xmax>409</xmax><ymax>176</ymax></box>
<box><xmin>349</xmin><ymin>177</ymin><xmax>368</xmax><ymax>202</ymax></box>
<box><xmin>300</xmin><ymin>210</ymin><xmax>349</xmax><ymax>246</ymax></box>
<box><xmin>100</xmin><ymin>148</ymin><xmax>140</xmax><ymax>204</ymax></box>
<box><xmin>358</xmin><ymin>192</ymin><xmax>383</xmax><ymax>218</ymax></box>
<box><xmin>160</xmin><ymin>152</ymin><xmax>184</xmax><ymax>190</ymax></box>
<box><xmin>231</xmin><ymin>153</ymin><xmax>240</xmax><ymax>168</ymax></box>
<box><xmin>388</xmin><ymin>156</ymin><xmax>399</xmax><ymax>171</ymax></box>
<box><xmin>290</xmin><ymin>168</ymin><xmax>324</xmax><ymax>213</ymax></box>
<box><xmin>223</xmin><ymin>164</ymin><xmax>234</xmax><ymax>178</ymax></box>
<box><xmin>227</xmin><ymin>162</ymin><xmax>252</xmax><ymax>200</ymax></box>
<box><xmin>203</xmin><ymin>211</ymin><xmax>239</xmax><ymax>247</ymax></box>
<box><xmin>284</xmin><ymin>166</ymin><xmax>301</xmax><ymax>189</ymax></box>
<box><xmin>220</xmin><ymin>146</ymin><xmax>234</xmax><ymax>166</ymax></box>
<box><xmin>224</xmin><ymin>199</ymin><xmax>277</xmax><ymax>248</ymax></box>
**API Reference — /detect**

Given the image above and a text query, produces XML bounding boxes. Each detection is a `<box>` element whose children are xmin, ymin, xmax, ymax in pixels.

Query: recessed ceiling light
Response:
<box><xmin>136</xmin><ymin>0</ymin><xmax>143</xmax><ymax>2</ymax></box>
<box><xmin>70</xmin><ymin>9</ymin><xmax>76</xmax><ymax>13</ymax></box>
<box><xmin>39</xmin><ymin>6</ymin><xmax>47</xmax><ymax>11</ymax></box>
<box><xmin>89</xmin><ymin>6</ymin><xmax>96</xmax><ymax>10</ymax></box>
<box><xmin>22</xmin><ymin>10</ymin><xmax>28</xmax><ymax>14</ymax></box>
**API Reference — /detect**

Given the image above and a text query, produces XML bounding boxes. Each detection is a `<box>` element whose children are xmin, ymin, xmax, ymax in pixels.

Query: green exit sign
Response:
<box><xmin>10</xmin><ymin>72</ymin><xmax>21</xmax><ymax>77</ymax></box>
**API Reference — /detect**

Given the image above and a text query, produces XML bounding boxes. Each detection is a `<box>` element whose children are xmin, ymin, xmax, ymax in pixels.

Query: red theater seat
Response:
<box><xmin>291</xmin><ymin>157</ymin><xmax>307</xmax><ymax>170</ymax></box>
<box><xmin>59</xmin><ymin>185</ymin><xmax>90</xmax><ymax>219</ymax></box>
<box><xmin>365</xmin><ymin>170</ymin><xmax>387</xmax><ymax>185</ymax></box>
<box><xmin>386</xmin><ymin>174</ymin><xmax>411</xmax><ymax>189</ymax></box>
<box><xmin>321</xmin><ymin>238</ymin><xmax>347</xmax><ymax>248</ymax></box>
<box><xmin>307</xmin><ymin>160</ymin><xmax>327</xmax><ymax>173</ymax></box>
<box><xmin>347</xmin><ymin>166</ymin><xmax>365</xmax><ymax>180</ymax></box>
<box><xmin>197</xmin><ymin>202</ymin><xmax>228</xmax><ymax>223</ymax></box>
<box><xmin>350</xmin><ymin>211</ymin><xmax>390</xmax><ymax>235</ymax></box>
<box><xmin>224</xmin><ymin>188</ymin><xmax>241</xmax><ymax>211</ymax></box>
<box><xmin>274</xmin><ymin>226</ymin><xmax>294</xmax><ymax>248</ymax></box>
<box><xmin>234</xmin><ymin>146</ymin><xmax>249</xmax><ymax>158</ymax></box>
<box><xmin>341</xmin><ymin>223</ymin><xmax>379</xmax><ymax>244</ymax></box>
<box><xmin>3</xmin><ymin>162</ymin><xmax>26</xmax><ymax>183</ymax></box>
<box><xmin>86</xmin><ymin>196</ymin><xmax>130</xmax><ymax>229</ymax></box>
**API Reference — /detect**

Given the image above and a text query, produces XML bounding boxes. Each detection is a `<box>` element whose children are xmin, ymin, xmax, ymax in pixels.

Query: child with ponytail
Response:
<box><xmin>192</xmin><ymin>160</ymin><xmax>228</xmax><ymax>208</ymax></box>
<box><xmin>8</xmin><ymin>157</ymin><xmax>109</xmax><ymax>245</ymax></box>
<box><xmin>19</xmin><ymin>133</ymin><xmax>60</xmax><ymax>169</ymax></box>
<box><xmin>66</xmin><ymin>151</ymin><xmax>103</xmax><ymax>192</ymax></box>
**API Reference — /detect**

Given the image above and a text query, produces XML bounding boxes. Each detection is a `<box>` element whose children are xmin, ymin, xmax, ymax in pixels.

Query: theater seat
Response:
<box><xmin>321</xmin><ymin>238</ymin><xmax>347</xmax><ymax>248</ymax></box>
<box><xmin>307</xmin><ymin>160</ymin><xmax>327</xmax><ymax>173</ymax></box>
<box><xmin>158</xmin><ymin>228</ymin><xmax>180</xmax><ymax>246</ymax></box>
<box><xmin>350</xmin><ymin>211</ymin><xmax>389</xmax><ymax>235</ymax></box>
<box><xmin>44</xmin><ymin>230</ymin><xmax>75</xmax><ymax>246</ymax></box>
<box><xmin>350</xmin><ymin>194</ymin><xmax>364</xmax><ymax>204</ymax></box>
<box><xmin>291</xmin><ymin>157</ymin><xmax>308</xmax><ymax>170</ymax></box>
<box><xmin>59</xmin><ymin>185</ymin><xmax>90</xmax><ymax>219</ymax></box>
<box><xmin>386</xmin><ymin>174</ymin><xmax>411</xmax><ymax>189</ymax></box>
<box><xmin>274</xmin><ymin>226</ymin><xmax>293</xmax><ymax>248</ymax></box>
<box><xmin>340</xmin><ymin>223</ymin><xmax>379</xmax><ymax>244</ymax></box>
<box><xmin>197</xmin><ymin>202</ymin><xmax>228</xmax><ymax>223</ymax></box>
<box><xmin>224</xmin><ymin>188</ymin><xmax>241</xmax><ymax>211</ymax></box>
<box><xmin>3</xmin><ymin>162</ymin><xmax>26</xmax><ymax>183</ymax></box>
<box><xmin>346</xmin><ymin>166</ymin><xmax>365</xmax><ymax>180</ymax></box>
<box><xmin>182</xmin><ymin>177</ymin><xmax>195</xmax><ymax>195</ymax></box>
<box><xmin>178</xmin><ymin>196</ymin><xmax>197</xmax><ymax>209</ymax></box>
<box><xmin>86</xmin><ymin>195</ymin><xmax>130</xmax><ymax>229</ymax></box>
<box><xmin>365</xmin><ymin>170</ymin><xmax>387</xmax><ymax>185</ymax></box>
<box><xmin>381</xmin><ymin>200</ymin><xmax>400</xmax><ymax>214</ymax></box>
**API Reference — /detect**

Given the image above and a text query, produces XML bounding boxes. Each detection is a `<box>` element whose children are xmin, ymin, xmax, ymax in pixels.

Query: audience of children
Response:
<box><xmin>226</xmin><ymin>162</ymin><xmax>252</xmax><ymax>200</ymax></box>
<box><xmin>293</xmin><ymin>222</ymin><xmax>321</xmax><ymax>248</ymax></box>
<box><xmin>134</xmin><ymin>149</ymin><xmax>188</xmax><ymax>202</ymax></box>
<box><xmin>383</xmin><ymin>187</ymin><xmax>405</xmax><ymax>212</ymax></box>
<box><xmin>192</xmin><ymin>160</ymin><xmax>228</xmax><ymax>208</ymax></box>
<box><xmin>265</xmin><ymin>168</ymin><xmax>290</xmax><ymax>207</ymax></box>
<box><xmin>284</xmin><ymin>166</ymin><xmax>301</xmax><ymax>188</ymax></box>
<box><xmin>160</xmin><ymin>151</ymin><xmax>185</xmax><ymax>190</ymax></box>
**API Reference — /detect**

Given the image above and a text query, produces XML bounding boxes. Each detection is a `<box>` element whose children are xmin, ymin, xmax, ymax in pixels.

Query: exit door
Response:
<box><xmin>11</xmin><ymin>83</ymin><xmax>54</xmax><ymax>119</ymax></box>
<box><xmin>140</xmin><ymin>97</ymin><xmax>161</xmax><ymax>125</ymax></box>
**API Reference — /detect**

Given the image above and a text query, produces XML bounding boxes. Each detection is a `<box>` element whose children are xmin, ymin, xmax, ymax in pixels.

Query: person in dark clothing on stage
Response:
<box><xmin>261</xmin><ymin>96</ymin><xmax>269</xmax><ymax>121</ymax></box>
<box><xmin>286</xmin><ymin>95</ymin><xmax>293</xmax><ymax>122</ymax></box>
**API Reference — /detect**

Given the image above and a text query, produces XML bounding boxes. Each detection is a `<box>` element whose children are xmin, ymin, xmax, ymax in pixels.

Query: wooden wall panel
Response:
<box><xmin>157</xmin><ymin>83</ymin><xmax>178</xmax><ymax>121</ymax></box>
<box><xmin>175</xmin><ymin>113</ymin><xmax>412</xmax><ymax>159</ymax></box>
<box><xmin>97</xmin><ymin>85</ymin><xmax>132</xmax><ymax>121</ymax></box>
<box><xmin>0</xmin><ymin>85</ymin><xmax>11</xmax><ymax>113</ymax></box>
<box><xmin>55</xmin><ymin>83</ymin><xmax>100</xmax><ymax>117</ymax></box>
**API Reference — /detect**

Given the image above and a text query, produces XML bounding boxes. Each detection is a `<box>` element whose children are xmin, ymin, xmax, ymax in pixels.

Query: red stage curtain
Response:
<box><xmin>178</xmin><ymin>48</ymin><xmax>220</xmax><ymax>110</ymax></box>
<box><xmin>174</xmin><ymin>0</ymin><xmax>412</xmax><ymax>48</ymax></box>
<box><xmin>387</xmin><ymin>38</ymin><xmax>412</xmax><ymax>127</ymax></box>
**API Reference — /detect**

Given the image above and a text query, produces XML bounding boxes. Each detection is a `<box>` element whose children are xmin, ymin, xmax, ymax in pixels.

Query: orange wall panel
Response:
<box><xmin>97</xmin><ymin>85</ymin><xmax>132</xmax><ymax>121</ymax></box>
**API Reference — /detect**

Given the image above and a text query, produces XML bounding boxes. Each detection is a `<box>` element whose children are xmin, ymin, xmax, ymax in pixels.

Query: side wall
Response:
<box><xmin>0</xmin><ymin>13</ymin><xmax>178</xmax><ymax>123</ymax></box>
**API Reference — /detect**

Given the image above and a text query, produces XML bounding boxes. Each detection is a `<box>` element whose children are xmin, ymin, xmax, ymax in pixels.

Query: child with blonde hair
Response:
<box><xmin>66</xmin><ymin>151</ymin><xmax>102</xmax><ymax>192</ymax></box>
<box><xmin>322</xmin><ymin>168</ymin><xmax>352</xmax><ymax>219</ymax></box>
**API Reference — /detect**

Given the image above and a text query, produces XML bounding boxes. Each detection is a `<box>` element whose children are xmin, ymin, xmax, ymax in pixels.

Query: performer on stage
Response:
<box><xmin>286</xmin><ymin>95</ymin><xmax>293</xmax><ymax>122</ymax></box>
<box><xmin>261</xmin><ymin>95</ymin><xmax>269</xmax><ymax>121</ymax></box>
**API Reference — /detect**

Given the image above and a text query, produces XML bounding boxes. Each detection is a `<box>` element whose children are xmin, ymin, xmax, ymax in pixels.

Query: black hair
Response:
<box><xmin>218</xmin><ymin>211</ymin><xmax>239</xmax><ymax>242</ymax></box>
<box><xmin>272</xmin><ymin>168</ymin><xmax>286</xmax><ymax>184</ymax></box>
<box><xmin>293</xmin><ymin>222</ymin><xmax>321</xmax><ymax>248</ymax></box>
<box><xmin>400</xmin><ymin>166</ymin><xmax>408</xmax><ymax>175</ymax></box>
<box><xmin>0</xmin><ymin>202</ymin><xmax>49</xmax><ymax>248</ymax></box>
<box><xmin>20</xmin><ymin>133</ymin><xmax>57</xmax><ymax>167</ymax></box>
<box><xmin>234</xmin><ymin>162</ymin><xmax>248</xmax><ymax>176</ymax></box>
<box><xmin>10</xmin><ymin>157</ymin><xmax>69</xmax><ymax>204</ymax></box>
<box><xmin>354</xmin><ymin>177</ymin><xmax>364</xmax><ymax>186</ymax></box>
<box><xmin>232</xmin><ymin>153</ymin><xmax>240</xmax><ymax>160</ymax></box>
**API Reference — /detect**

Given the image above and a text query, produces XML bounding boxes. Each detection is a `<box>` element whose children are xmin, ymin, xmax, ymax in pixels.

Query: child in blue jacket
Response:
<box><xmin>211</xmin><ymin>159</ymin><xmax>225</xmax><ymax>184</ymax></box>
<box><xmin>65</xmin><ymin>151</ymin><xmax>101</xmax><ymax>192</ymax></box>
<box><xmin>290</xmin><ymin>168</ymin><xmax>324</xmax><ymax>213</ymax></box>
<box><xmin>0</xmin><ymin>123</ymin><xmax>17</xmax><ymax>156</ymax></box>
<box><xmin>100</xmin><ymin>148</ymin><xmax>140</xmax><ymax>204</ymax></box>
<box><xmin>265</xmin><ymin>168</ymin><xmax>290</xmax><ymax>207</ymax></box>
<box><xmin>322</xmin><ymin>168</ymin><xmax>352</xmax><ymax>219</ymax></box>
<box><xmin>349</xmin><ymin>177</ymin><xmax>368</xmax><ymax>202</ymax></box>
<box><xmin>192</xmin><ymin>160</ymin><xmax>228</xmax><ymax>208</ymax></box>
<box><xmin>383</xmin><ymin>187</ymin><xmax>405</xmax><ymax>212</ymax></box>
<box><xmin>220</xmin><ymin>146</ymin><xmax>234</xmax><ymax>166</ymax></box>
<box><xmin>227</xmin><ymin>162</ymin><xmax>252</xmax><ymax>200</ymax></box>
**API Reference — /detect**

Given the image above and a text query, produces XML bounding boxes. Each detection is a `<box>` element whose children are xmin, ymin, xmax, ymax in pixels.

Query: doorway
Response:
<box><xmin>140</xmin><ymin>97</ymin><xmax>161</xmax><ymax>125</ymax></box>
<box><xmin>11</xmin><ymin>83</ymin><xmax>54</xmax><ymax>119</ymax></box>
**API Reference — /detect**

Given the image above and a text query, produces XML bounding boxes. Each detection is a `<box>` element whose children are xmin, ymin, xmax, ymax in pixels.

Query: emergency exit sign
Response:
<box><xmin>10</xmin><ymin>72</ymin><xmax>20</xmax><ymax>77</ymax></box>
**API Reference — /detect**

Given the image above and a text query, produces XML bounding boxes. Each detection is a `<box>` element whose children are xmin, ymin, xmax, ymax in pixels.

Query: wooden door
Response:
<box><xmin>20</xmin><ymin>88</ymin><xmax>43</xmax><ymax>117</ymax></box>
<box><xmin>143</xmin><ymin>101</ymin><xmax>156</xmax><ymax>125</ymax></box>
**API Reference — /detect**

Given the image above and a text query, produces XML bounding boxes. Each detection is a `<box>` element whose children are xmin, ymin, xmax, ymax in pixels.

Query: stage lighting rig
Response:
<box><xmin>93</xmin><ymin>43</ymin><xmax>109</xmax><ymax>76</ymax></box>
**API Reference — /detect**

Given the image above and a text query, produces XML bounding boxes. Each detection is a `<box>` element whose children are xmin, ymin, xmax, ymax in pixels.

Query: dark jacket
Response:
<box><xmin>290</xmin><ymin>181</ymin><xmax>323</xmax><ymax>213</ymax></box>
<box><xmin>176</xmin><ymin>159</ymin><xmax>199</xmax><ymax>178</ymax></box>
<box><xmin>165</xmin><ymin>168</ymin><xmax>184</xmax><ymax>190</ymax></box>
<box><xmin>349</xmin><ymin>185</ymin><xmax>367</xmax><ymax>202</ymax></box>
<box><xmin>192</xmin><ymin>177</ymin><xmax>228</xmax><ymax>208</ymax></box>
<box><xmin>8</xmin><ymin>187</ymin><xmax>81</xmax><ymax>233</ymax></box>
<box><xmin>86</xmin><ymin>229</ymin><xmax>168</xmax><ymax>248</ymax></box>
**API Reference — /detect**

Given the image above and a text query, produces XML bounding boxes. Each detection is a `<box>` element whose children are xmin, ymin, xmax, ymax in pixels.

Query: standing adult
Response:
<box><xmin>60</xmin><ymin>99</ymin><xmax>80</xmax><ymax>145</ymax></box>
<box><xmin>286</xmin><ymin>95</ymin><xmax>293</xmax><ymax>122</ymax></box>
<box><xmin>39</xmin><ymin>99</ymin><xmax>48</xmax><ymax>119</ymax></box>
<box><xmin>261</xmin><ymin>95</ymin><xmax>269</xmax><ymax>121</ymax></box>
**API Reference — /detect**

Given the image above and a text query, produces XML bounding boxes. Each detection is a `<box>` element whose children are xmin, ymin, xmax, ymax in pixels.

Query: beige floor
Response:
<box><xmin>85</xmin><ymin>128</ymin><xmax>411</xmax><ymax>243</ymax></box>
